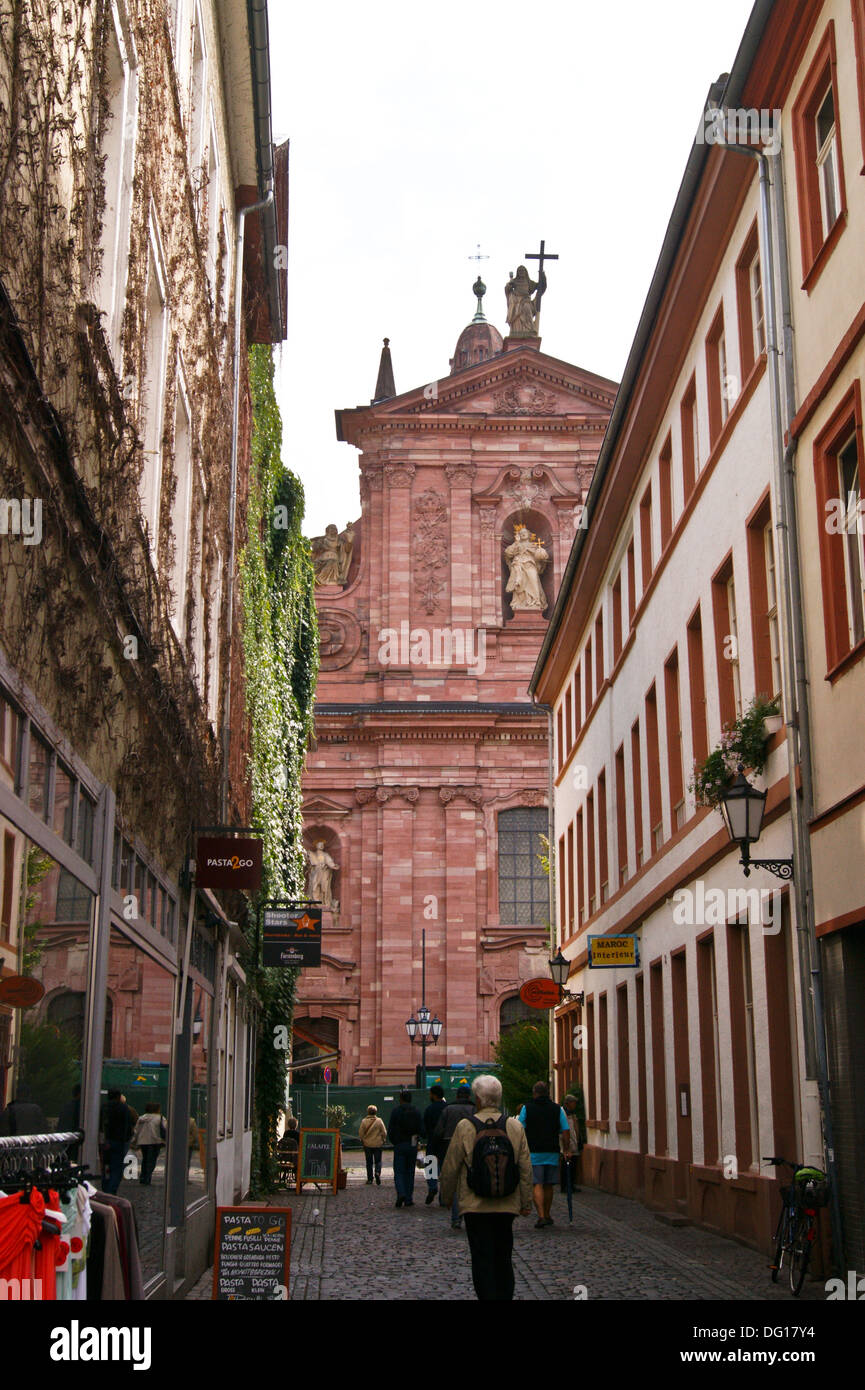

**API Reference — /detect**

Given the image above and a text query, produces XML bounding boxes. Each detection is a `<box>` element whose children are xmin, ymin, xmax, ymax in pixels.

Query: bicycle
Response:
<box><xmin>763</xmin><ymin>1155</ymin><xmax>829</xmax><ymax>1294</ymax></box>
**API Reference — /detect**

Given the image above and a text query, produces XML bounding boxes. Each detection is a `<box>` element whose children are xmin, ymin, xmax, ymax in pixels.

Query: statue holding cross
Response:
<box><xmin>505</xmin><ymin>240</ymin><xmax>559</xmax><ymax>337</ymax></box>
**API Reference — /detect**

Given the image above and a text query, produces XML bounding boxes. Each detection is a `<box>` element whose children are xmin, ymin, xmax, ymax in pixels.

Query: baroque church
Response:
<box><xmin>297</xmin><ymin>271</ymin><xmax>616</xmax><ymax>1084</ymax></box>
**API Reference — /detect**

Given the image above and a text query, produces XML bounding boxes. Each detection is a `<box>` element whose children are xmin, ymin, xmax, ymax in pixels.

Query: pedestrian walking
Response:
<box><xmin>387</xmin><ymin>1091</ymin><xmax>424</xmax><ymax>1207</ymax></box>
<box><xmin>422</xmin><ymin>1084</ymin><xmax>447</xmax><ymax>1204</ymax></box>
<box><xmin>560</xmin><ymin>1089</ymin><xmax>587</xmax><ymax>1196</ymax></box>
<box><xmin>100</xmin><ymin>1089</ymin><xmax>136</xmax><ymax>1194</ymax></box>
<box><xmin>131</xmin><ymin>1102</ymin><xmax>166</xmax><ymax>1185</ymax></box>
<box><xmin>439</xmin><ymin>1074</ymin><xmax>533</xmax><ymax>1301</ymax></box>
<box><xmin>517</xmin><ymin>1081</ymin><xmax>570</xmax><ymax>1227</ymax></box>
<box><xmin>359</xmin><ymin>1104</ymin><xmax>387</xmax><ymax>1185</ymax></box>
<box><xmin>433</xmin><ymin>1083</ymin><xmax>476</xmax><ymax>1228</ymax></box>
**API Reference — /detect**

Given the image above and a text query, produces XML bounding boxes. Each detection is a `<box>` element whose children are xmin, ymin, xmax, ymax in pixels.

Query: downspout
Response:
<box><xmin>719</xmin><ymin>121</ymin><xmax>842</xmax><ymax>1271</ymax></box>
<box><xmin>220</xmin><ymin>183</ymin><xmax>273</xmax><ymax>824</ymax></box>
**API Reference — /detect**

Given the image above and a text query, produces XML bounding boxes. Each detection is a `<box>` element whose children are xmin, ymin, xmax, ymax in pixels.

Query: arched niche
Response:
<box><xmin>500</xmin><ymin>508</ymin><xmax>555</xmax><ymax>620</ymax></box>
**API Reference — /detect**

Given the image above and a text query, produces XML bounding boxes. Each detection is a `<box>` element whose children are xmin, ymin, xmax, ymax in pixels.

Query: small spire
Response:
<box><xmin>471</xmin><ymin>277</ymin><xmax>487</xmax><ymax>323</ymax></box>
<box><xmin>372</xmin><ymin>337</ymin><xmax>395</xmax><ymax>403</ymax></box>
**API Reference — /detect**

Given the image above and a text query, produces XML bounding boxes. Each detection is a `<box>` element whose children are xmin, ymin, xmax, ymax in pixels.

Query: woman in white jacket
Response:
<box><xmin>131</xmin><ymin>1103</ymin><xmax>166</xmax><ymax>1185</ymax></box>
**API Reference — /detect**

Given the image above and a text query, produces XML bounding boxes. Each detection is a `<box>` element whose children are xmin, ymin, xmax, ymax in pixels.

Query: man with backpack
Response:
<box><xmin>517</xmin><ymin>1080</ymin><xmax>570</xmax><ymax>1228</ymax></box>
<box><xmin>439</xmin><ymin>1074</ymin><xmax>532</xmax><ymax>1301</ymax></box>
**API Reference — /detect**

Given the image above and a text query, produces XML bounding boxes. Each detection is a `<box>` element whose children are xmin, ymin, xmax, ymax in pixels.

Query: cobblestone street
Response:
<box><xmin>187</xmin><ymin>1156</ymin><xmax>826</xmax><ymax>1302</ymax></box>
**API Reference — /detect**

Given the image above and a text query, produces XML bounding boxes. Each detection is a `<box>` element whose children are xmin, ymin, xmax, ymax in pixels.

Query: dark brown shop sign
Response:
<box><xmin>195</xmin><ymin>836</ymin><xmax>263</xmax><ymax>891</ymax></box>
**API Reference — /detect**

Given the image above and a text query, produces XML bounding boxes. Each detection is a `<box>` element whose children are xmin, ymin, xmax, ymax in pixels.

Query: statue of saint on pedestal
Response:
<box><xmin>505</xmin><ymin>265</ymin><xmax>544</xmax><ymax>337</ymax></box>
<box><xmin>505</xmin><ymin>524</ymin><xmax>549</xmax><ymax>612</ymax></box>
<box><xmin>311</xmin><ymin>523</ymin><xmax>354</xmax><ymax>586</ymax></box>
<box><xmin>306</xmin><ymin>840</ymin><xmax>339</xmax><ymax>911</ymax></box>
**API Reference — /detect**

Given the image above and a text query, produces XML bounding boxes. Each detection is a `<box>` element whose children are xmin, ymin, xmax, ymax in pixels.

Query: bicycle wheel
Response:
<box><xmin>790</xmin><ymin>1216</ymin><xmax>813</xmax><ymax>1295</ymax></box>
<box><xmin>771</xmin><ymin>1207</ymin><xmax>788</xmax><ymax>1282</ymax></box>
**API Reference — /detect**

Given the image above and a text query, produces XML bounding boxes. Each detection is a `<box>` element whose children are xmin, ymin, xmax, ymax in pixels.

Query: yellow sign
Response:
<box><xmin>588</xmin><ymin>935</ymin><xmax>639</xmax><ymax>968</ymax></box>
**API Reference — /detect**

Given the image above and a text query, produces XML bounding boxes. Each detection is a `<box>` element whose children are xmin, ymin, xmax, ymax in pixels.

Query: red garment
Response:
<box><xmin>32</xmin><ymin>1189</ymin><xmax>62</xmax><ymax>1299</ymax></box>
<box><xmin>0</xmin><ymin>1188</ymin><xmax>45</xmax><ymax>1290</ymax></box>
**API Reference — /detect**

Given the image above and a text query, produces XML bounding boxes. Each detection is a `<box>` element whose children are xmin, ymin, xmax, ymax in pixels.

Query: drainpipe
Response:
<box><xmin>220</xmin><ymin>184</ymin><xmax>273</xmax><ymax>825</ymax></box>
<box><xmin>718</xmin><ymin>120</ymin><xmax>842</xmax><ymax>1271</ymax></box>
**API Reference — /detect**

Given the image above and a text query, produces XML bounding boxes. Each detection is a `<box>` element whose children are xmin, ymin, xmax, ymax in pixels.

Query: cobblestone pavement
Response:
<box><xmin>185</xmin><ymin>1154</ymin><xmax>826</xmax><ymax>1302</ymax></box>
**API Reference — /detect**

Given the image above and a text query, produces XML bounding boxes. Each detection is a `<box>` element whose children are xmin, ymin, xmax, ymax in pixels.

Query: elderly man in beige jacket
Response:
<box><xmin>439</xmin><ymin>1074</ymin><xmax>533</xmax><ymax>1300</ymax></box>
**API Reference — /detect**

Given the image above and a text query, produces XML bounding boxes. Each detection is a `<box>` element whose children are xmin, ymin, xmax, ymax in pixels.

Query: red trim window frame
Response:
<box><xmin>705</xmin><ymin>305</ymin><xmax>729</xmax><ymax>447</ymax></box>
<box><xmin>564</xmin><ymin>685</ymin><xmax>573</xmax><ymax>759</ymax></box>
<box><xmin>626</xmin><ymin>537</ymin><xmax>636</xmax><ymax>626</ymax></box>
<box><xmin>615</xmin><ymin>743</ymin><xmax>628</xmax><ymax>887</ymax></box>
<box><xmin>792</xmin><ymin>19</ymin><xmax>847</xmax><ymax>289</ymax></box>
<box><xmin>813</xmin><ymin>381</ymin><xmax>865</xmax><ymax>677</ymax></box>
<box><xmin>556</xmin><ymin>704</ymin><xmax>564</xmax><ymax>774</ymax></box>
<box><xmin>664</xmin><ymin>644</ymin><xmax>685</xmax><ymax>830</ymax></box>
<box><xmin>595</xmin><ymin>611</ymin><xmax>605</xmax><ymax>686</ymax></box>
<box><xmin>612</xmin><ymin>572</ymin><xmax>623</xmax><ymax>665</ymax></box>
<box><xmin>576</xmin><ymin>806</ymin><xmax>585</xmax><ymax>927</ymax></box>
<box><xmin>639</xmin><ymin>482</ymin><xmax>653</xmax><ymax>588</ymax></box>
<box><xmin>681</xmin><ymin>374</ymin><xmax>700</xmax><ymax>501</ymax></box>
<box><xmin>852</xmin><ymin>0</ymin><xmax>865</xmax><ymax>176</ymax></box>
<box><xmin>735</xmin><ymin>221</ymin><xmax>765</xmax><ymax>382</ymax></box>
<box><xmin>598</xmin><ymin>768</ymin><xmax>608</xmax><ymax>905</ymax></box>
<box><xmin>585</xmin><ymin>635</ymin><xmax>593</xmax><ymax>713</ymax></box>
<box><xmin>712</xmin><ymin>552</ymin><xmax>742</xmax><ymax>726</ymax></box>
<box><xmin>746</xmin><ymin>490</ymin><xmax>782</xmax><ymax>701</ymax></box>
<box><xmin>659</xmin><ymin>433</ymin><xmax>673</xmax><ymax>551</ymax></box>
<box><xmin>687</xmin><ymin>602</ymin><xmax>709</xmax><ymax>767</ymax></box>
<box><xmin>586</xmin><ymin>787</ymin><xmax>596</xmax><ymax>917</ymax></box>
<box><xmin>566</xmin><ymin>822</ymin><xmax>575</xmax><ymax>935</ymax></box>
<box><xmin>573</xmin><ymin>660</ymin><xmax>583</xmax><ymax>739</ymax></box>
<box><xmin>645</xmin><ymin>683</ymin><xmax>663</xmax><ymax>855</ymax></box>
<box><xmin>631</xmin><ymin>720</ymin><xmax>644</xmax><ymax>870</ymax></box>
<box><xmin>558</xmin><ymin>831</ymin><xmax>567</xmax><ymax>932</ymax></box>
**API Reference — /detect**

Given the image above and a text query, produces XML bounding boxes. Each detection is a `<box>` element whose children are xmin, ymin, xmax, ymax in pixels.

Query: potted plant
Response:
<box><xmin>325</xmin><ymin>1104</ymin><xmax>350</xmax><ymax>1188</ymax></box>
<box><xmin>691</xmin><ymin>695</ymin><xmax>781</xmax><ymax>810</ymax></box>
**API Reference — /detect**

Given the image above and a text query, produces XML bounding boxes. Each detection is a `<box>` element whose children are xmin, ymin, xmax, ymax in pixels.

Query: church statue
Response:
<box><xmin>311</xmin><ymin>522</ymin><xmax>354</xmax><ymax>586</ymax></box>
<box><xmin>505</xmin><ymin>265</ymin><xmax>545</xmax><ymax>337</ymax></box>
<box><xmin>505</xmin><ymin>524</ymin><xmax>549</xmax><ymax>612</ymax></box>
<box><xmin>306</xmin><ymin>840</ymin><xmax>339</xmax><ymax>911</ymax></box>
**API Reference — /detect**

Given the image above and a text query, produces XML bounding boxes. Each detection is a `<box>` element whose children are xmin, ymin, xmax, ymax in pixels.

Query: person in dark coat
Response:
<box><xmin>0</xmin><ymin>1082</ymin><xmax>45</xmax><ymax>1136</ymax></box>
<box><xmin>387</xmin><ymin>1091</ymin><xmax>424</xmax><ymax>1208</ymax></box>
<box><xmin>433</xmin><ymin>1084</ymin><xmax>476</xmax><ymax>1228</ymax></box>
<box><xmin>101</xmin><ymin>1090</ymin><xmax>135</xmax><ymax>1194</ymax></box>
<box><xmin>422</xmin><ymin>1084</ymin><xmax>448</xmax><ymax>1205</ymax></box>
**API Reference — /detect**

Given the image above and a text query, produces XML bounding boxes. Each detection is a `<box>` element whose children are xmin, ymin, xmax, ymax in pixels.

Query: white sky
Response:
<box><xmin>268</xmin><ymin>0</ymin><xmax>756</xmax><ymax>539</ymax></box>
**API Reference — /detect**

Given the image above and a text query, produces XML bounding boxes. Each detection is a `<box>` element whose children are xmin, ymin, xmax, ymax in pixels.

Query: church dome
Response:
<box><xmin>449</xmin><ymin>277</ymin><xmax>503</xmax><ymax>374</ymax></box>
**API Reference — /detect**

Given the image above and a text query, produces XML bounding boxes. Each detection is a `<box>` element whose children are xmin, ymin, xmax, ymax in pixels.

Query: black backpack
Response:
<box><xmin>465</xmin><ymin>1114</ymin><xmax>519</xmax><ymax>1198</ymax></box>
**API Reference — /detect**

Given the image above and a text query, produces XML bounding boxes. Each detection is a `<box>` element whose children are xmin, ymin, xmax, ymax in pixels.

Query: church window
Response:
<box><xmin>499</xmin><ymin>994</ymin><xmax>535</xmax><ymax>1034</ymax></box>
<box><xmin>497</xmin><ymin>808</ymin><xmax>548</xmax><ymax>925</ymax></box>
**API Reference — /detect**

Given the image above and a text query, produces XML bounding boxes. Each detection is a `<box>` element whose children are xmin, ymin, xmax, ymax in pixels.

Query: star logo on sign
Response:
<box><xmin>294</xmin><ymin>914</ymin><xmax>317</xmax><ymax>933</ymax></box>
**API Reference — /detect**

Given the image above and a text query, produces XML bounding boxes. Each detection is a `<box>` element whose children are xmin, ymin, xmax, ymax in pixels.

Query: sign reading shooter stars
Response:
<box><xmin>261</xmin><ymin>902</ymin><xmax>323</xmax><ymax>967</ymax></box>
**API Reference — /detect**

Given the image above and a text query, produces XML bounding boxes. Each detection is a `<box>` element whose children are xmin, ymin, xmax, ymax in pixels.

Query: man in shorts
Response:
<box><xmin>517</xmin><ymin>1081</ymin><xmax>570</xmax><ymax>1228</ymax></box>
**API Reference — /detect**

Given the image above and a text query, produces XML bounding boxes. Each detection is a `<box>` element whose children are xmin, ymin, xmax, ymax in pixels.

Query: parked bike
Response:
<box><xmin>763</xmin><ymin>1155</ymin><xmax>829</xmax><ymax>1295</ymax></box>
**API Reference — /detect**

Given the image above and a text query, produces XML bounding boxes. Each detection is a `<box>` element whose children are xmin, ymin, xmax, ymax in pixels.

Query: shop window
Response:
<box><xmin>497</xmin><ymin>807</ymin><xmax>548</xmax><ymax>925</ymax></box>
<box><xmin>77</xmin><ymin>789</ymin><xmax>96</xmax><ymax>865</ymax></box>
<box><xmin>189</xmin><ymin>986</ymin><xmax>211</xmax><ymax>1205</ymax></box>
<box><xmin>813</xmin><ymin>386</ymin><xmax>865</xmax><ymax>674</ymax></box>
<box><xmin>56</xmin><ymin>869</ymin><xmax>92</xmax><ymax>922</ymax></box>
<box><xmin>792</xmin><ymin>21</ymin><xmax>847</xmax><ymax>286</ymax></box>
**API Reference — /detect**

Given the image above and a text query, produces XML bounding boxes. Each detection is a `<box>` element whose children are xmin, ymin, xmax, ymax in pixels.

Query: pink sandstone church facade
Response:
<box><xmin>296</xmin><ymin>291</ymin><xmax>616</xmax><ymax>1084</ymax></box>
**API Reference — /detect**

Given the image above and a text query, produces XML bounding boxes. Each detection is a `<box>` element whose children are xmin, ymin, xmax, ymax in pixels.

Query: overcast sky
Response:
<box><xmin>268</xmin><ymin>0</ymin><xmax>756</xmax><ymax>539</ymax></box>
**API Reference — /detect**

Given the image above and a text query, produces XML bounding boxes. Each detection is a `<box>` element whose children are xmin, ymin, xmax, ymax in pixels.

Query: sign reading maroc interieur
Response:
<box><xmin>195</xmin><ymin>836</ymin><xmax>263</xmax><ymax>891</ymax></box>
<box><xmin>262</xmin><ymin>903</ymin><xmax>322</xmax><ymax>967</ymax></box>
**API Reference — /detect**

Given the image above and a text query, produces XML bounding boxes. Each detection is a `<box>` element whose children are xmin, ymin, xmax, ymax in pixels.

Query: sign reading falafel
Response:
<box><xmin>196</xmin><ymin>836</ymin><xmax>262</xmax><ymax>890</ymax></box>
<box><xmin>262</xmin><ymin>902</ymin><xmax>322</xmax><ymax>967</ymax></box>
<box><xmin>212</xmin><ymin>1206</ymin><xmax>291</xmax><ymax>1300</ymax></box>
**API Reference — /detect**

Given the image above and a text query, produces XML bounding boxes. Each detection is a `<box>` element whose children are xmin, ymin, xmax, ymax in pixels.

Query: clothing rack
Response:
<box><xmin>0</xmin><ymin>1132</ymin><xmax>82</xmax><ymax>1152</ymax></box>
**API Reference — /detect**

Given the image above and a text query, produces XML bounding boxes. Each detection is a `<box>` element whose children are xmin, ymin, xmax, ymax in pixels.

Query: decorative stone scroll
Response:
<box><xmin>413</xmin><ymin>489</ymin><xmax>449</xmax><ymax>615</ymax></box>
<box><xmin>439</xmin><ymin>786</ymin><xmax>484</xmax><ymax>806</ymax></box>
<box><xmin>355</xmin><ymin>785</ymin><xmax>420</xmax><ymax>805</ymax></box>
<box><xmin>493</xmin><ymin>383</ymin><xmax>557</xmax><ymax>416</ymax></box>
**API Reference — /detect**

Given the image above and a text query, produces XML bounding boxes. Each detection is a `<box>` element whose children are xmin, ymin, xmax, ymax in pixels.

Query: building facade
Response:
<box><xmin>297</xmin><ymin>303</ymin><xmax>616</xmax><ymax>1083</ymax></box>
<box><xmin>0</xmin><ymin>0</ymin><xmax>287</xmax><ymax>1295</ymax></box>
<box><xmin>532</xmin><ymin>0</ymin><xmax>864</xmax><ymax>1264</ymax></box>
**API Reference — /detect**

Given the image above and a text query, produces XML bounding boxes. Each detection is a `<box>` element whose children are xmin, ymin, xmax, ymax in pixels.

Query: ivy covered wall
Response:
<box><xmin>241</xmin><ymin>344</ymin><xmax>318</xmax><ymax>1190</ymax></box>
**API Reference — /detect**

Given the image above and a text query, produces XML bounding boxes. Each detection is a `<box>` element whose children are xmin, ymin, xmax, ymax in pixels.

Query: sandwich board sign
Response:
<box><xmin>212</xmin><ymin>1206</ymin><xmax>291</xmax><ymax>1300</ymax></box>
<box><xmin>296</xmin><ymin>1128</ymin><xmax>340</xmax><ymax>1194</ymax></box>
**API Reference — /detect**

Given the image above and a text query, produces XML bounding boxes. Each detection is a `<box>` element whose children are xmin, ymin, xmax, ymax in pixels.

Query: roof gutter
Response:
<box><xmin>529</xmin><ymin>0</ymin><xmax>776</xmax><ymax>696</ymax></box>
<box><xmin>246</xmin><ymin>0</ymin><xmax>283</xmax><ymax>340</ymax></box>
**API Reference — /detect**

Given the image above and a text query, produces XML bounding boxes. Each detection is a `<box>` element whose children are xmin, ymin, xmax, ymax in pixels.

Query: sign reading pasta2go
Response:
<box><xmin>196</xmin><ymin>836</ymin><xmax>263</xmax><ymax>890</ymax></box>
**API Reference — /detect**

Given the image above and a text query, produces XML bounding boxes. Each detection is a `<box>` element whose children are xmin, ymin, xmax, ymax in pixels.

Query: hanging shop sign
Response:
<box><xmin>195</xmin><ymin>836</ymin><xmax>262</xmax><ymax>891</ymax></box>
<box><xmin>262</xmin><ymin>902</ymin><xmax>322</xmax><ymax>967</ymax></box>
<box><xmin>519</xmin><ymin>978</ymin><xmax>562</xmax><ymax>1009</ymax></box>
<box><xmin>587</xmin><ymin>935</ymin><xmax>640</xmax><ymax>968</ymax></box>
<box><xmin>0</xmin><ymin>975</ymin><xmax>45</xmax><ymax>1008</ymax></box>
<box><xmin>212</xmin><ymin>1206</ymin><xmax>291</xmax><ymax>1301</ymax></box>
<box><xmin>296</xmin><ymin>1128</ymin><xmax>340</xmax><ymax>1195</ymax></box>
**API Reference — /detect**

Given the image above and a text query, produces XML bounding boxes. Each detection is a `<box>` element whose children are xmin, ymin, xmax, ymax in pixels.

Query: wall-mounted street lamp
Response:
<box><xmin>548</xmin><ymin>950</ymin><xmax>583</xmax><ymax>1003</ymax></box>
<box><xmin>719</xmin><ymin>768</ymin><xmax>794</xmax><ymax>880</ymax></box>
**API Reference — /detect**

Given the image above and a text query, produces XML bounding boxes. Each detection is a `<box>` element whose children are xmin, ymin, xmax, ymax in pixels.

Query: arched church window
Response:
<box><xmin>497</xmin><ymin>807</ymin><xmax>548</xmax><ymax>925</ymax></box>
<box><xmin>499</xmin><ymin>993</ymin><xmax>535</xmax><ymax>1034</ymax></box>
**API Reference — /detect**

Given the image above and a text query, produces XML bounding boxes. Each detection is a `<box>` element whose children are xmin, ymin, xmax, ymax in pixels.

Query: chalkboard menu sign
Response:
<box><xmin>296</xmin><ymin>1128</ymin><xmax>340</xmax><ymax>1194</ymax></box>
<box><xmin>212</xmin><ymin>1206</ymin><xmax>291</xmax><ymax>1300</ymax></box>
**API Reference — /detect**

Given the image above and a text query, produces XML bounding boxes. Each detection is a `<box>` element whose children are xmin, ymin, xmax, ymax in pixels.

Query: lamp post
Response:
<box><xmin>719</xmin><ymin>768</ymin><xmax>794</xmax><ymax>879</ymax></box>
<box><xmin>405</xmin><ymin>929</ymin><xmax>443</xmax><ymax>1089</ymax></box>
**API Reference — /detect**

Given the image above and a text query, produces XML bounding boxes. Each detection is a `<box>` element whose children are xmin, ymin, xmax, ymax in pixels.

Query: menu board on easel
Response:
<box><xmin>296</xmin><ymin>1128</ymin><xmax>340</xmax><ymax>1194</ymax></box>
<box><xmin>212</xmin><ymin>1206</ymin><xmax>291</xmax><ymax>1300</ymax></box>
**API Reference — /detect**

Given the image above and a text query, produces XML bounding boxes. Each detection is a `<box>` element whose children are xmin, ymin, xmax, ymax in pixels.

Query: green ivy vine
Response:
<box><xmin>240</xmin><ymin>344</ymin><xmax>318</xmax><ymax>1192</ymax></box>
